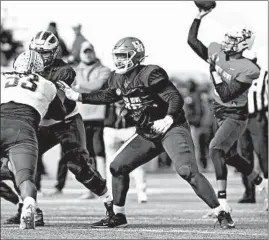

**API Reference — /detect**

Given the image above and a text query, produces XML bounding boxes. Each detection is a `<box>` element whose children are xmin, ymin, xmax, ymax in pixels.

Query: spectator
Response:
<box><xmin>67</xmin><ymin>23</ymin><xmax>87</xmax><ymax>65</ymax></box>
<box><xmin>0</xmin><ymin>26</ymin><xmax>23</xmax><ymax>66</ymax></box>
<box><xmin>47</xmin><ymin>22</ymin><xmax>69</xmax><ymax>58</ymax></box>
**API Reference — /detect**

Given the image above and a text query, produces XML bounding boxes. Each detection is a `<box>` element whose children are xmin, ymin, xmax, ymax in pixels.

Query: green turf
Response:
<box><xmin>1</xmin><ymin>172</ymin><xmax>268</xmax><ymax>239</ymax></box>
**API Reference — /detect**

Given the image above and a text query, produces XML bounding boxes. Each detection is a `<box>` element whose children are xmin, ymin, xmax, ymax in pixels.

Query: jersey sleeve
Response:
<box><xmin>146</xmin><ymin>65</ymin><xmax>169</xmax><ymax>87</ymax></box>
<box><xmin>237</xmin><ymin>62</ymin><xmax>260</xmax><ymax>84</ymax></box>
<box><xmin>57</xmin><ymin>67</ymin><xmax>76</xmax><ymax>86</ymax></box>
<box><xmin>207</xmin><ymin>42</ymin><xmax>222</xmax><ymax>64</ymax></box>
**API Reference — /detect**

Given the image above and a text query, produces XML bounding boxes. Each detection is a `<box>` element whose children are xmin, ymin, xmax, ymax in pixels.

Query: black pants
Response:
<box><xmin>54</xmin><ymin>120</ymin><xmax>105</xmax><ymax>191</ymax></box>
<box><xmin>238</xmin><ymin>113</ymin><xmax>268</xmax><ymax>197</ymax></box>
<box><xmin>1</xmin><ymin>118</ymin><xmax>38</xmax><ymax>188</ymax></box>
<box><xmin>36</xmin><ymin>114</ymin><xmax>93</xmax><ymax>191</ymax></box>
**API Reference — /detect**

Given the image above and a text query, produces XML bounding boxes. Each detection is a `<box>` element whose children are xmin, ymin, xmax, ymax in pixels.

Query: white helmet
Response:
<box><xmin>222</xmin><ymin>28</ymin><xmax>255</xmax><ymax>55</ymax></box>
<box><xmin>13</xmin><ymin>50</ymin><xmax>44</xmax><ymax>74</ymax></box>
<box><xmin>29</xmin><ymin>31</ymin><xmax>59</xmax><ymax>67</ymax></box>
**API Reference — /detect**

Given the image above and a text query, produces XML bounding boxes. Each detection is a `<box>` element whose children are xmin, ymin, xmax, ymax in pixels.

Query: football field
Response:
<box><xmin>1</xmin><ymin>172</ymin><xmax>268</xmax><ymax>240</ymax></box>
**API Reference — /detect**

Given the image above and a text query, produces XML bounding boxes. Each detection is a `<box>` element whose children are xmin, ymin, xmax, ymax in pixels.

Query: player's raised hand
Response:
<box><xmin>196</xmin><ymin>8</ymin><xmax>212</xmax><ymax>20</ymax></box>
<box><xmin>57</xmin><ymin>81</ymin><xmax>81</xmax><ymax>101</ymax></box>
<box><xmin>151</xmin><ymin>115</ymin><xmax>174</xmax><ymax>135</ymax></box>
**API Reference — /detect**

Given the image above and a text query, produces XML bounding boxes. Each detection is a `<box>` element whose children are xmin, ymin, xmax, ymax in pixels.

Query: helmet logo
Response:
<box><xmin>116</xmin><ymin>88</ymin><xmax>122</xmax><ymax>96</ymax></box>
<box><xmin>132</xmin><ymin>41</ymin><xmax>144</xmax><ymax>53</ymax></box>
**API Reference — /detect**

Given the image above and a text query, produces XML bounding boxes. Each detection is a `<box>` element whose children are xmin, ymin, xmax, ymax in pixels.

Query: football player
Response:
<box><xmin>58</xmin><ymin>37</ymin><xmax>234</xmax><ymax>229</ymax></box>
<box><xmin>29</xmin><ymin>31</ymin><xmax>114</xmax><ymax>215</ymax></box>
<box><xmin>1</xmin><ymin>50</ymin><xmax>65</xmax><ymax>229</ymax></box>
<box><xmin>187</xmin><ymin>9</ymin><xmax>266</xmax><ymax>220</ymax></box>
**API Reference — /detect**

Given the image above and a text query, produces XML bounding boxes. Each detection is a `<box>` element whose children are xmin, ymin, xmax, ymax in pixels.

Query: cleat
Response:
<box><xmin>5</xmin><ymin>212</ymin><xmax>21</xmax><ymax>224</ymax></box>
<box><xmin>217</xmin><ymin>211</ymin><xmax>235</xmax><ymax>229</ymax></box>
<box><xmin>91</xmin><ymin>213</ymin><xmax>128</xmax><ymax>228</ymax></box>
<box><xmin>20</xmin><ymin>204</ymin><xmax>36</xmax><ymax>229</ymax></box>
<box><xmin>35</xmin><ymin>208</ymin><xmax>45</xmax><ymax>226</ymax></box>
<box><xmin>5</xmin><ymin>203</ymin><xmax>23</xmax><ymax>224</ymax></box>
<box><xmin>138</xmin><ymin>191</ymin><xmax>148</xmax><ymax>204</ymax></box>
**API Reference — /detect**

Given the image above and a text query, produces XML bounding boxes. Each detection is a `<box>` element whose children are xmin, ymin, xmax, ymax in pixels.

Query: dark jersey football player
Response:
<box><xmin>5</xmin><ymin>31</ymin><xmax>114</xmax><ymax>225</ymax></box>
<box><xmin>187</xmin><ymin>9</ymin><xmax>266</xmax><ymax>217</ymax></box>
<box><xmin>59</xmin><ymin>37</ymin><xmax>234</xmax><ymax>229</ymax></box>
<box><xmin>30</xmin><ymin>30</ymin><xmax>114</xmax><ymax>208</ymax></box>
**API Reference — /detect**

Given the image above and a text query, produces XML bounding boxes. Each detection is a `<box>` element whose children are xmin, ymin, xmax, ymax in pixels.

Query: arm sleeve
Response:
<box><xmin>81</xmin><ymin>88</ymin><xmax>120</xmax><ymax>104</ymax></box>
<box><xmin>187</xmin><ymin>19</ymin><xmax>208</xmax><ymax>62</ymax></box>
<box><xmin>150</xmin><ymin>78</ymin><xmax>184</xmax><ymax>118</ymax></box>
<box><xmin>214</xmin><ymin>79</ymin><xmax>251</xmax><ymax>103</ymax></box>
<box><xmin>60</xmin><ymin>68</ymin><xmax>76</xmax><ymax>86</ymax></box>
<box><xmin>43</xmin><ymin>94</ymin><xmax>67</xmax><ymax>120</ymax></box>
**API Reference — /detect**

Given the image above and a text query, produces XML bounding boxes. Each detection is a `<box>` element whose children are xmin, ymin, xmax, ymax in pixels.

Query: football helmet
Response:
<box><xmin>13</xmin><ymin>50</ymin><xmax>44</xmax><ymax>74</ymax></box>
<box><xmin>112</xmin><ymin>37</ymin><xmax>145</xmax><ymax>74</ymax></box>
<box><xmin>29</xmin><ymin>31</ymin><xmax>59</xmax><ymax>67</ymax></box>
<box><xmin>222</xmin><ymin>28</ymin><xmax>255</xmax><ymax>55</ymax></box>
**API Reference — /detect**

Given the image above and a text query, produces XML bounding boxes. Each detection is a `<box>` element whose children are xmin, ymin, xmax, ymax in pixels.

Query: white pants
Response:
<box><xmin>103</xmin><ymin>127</ymin><xmax>147</xmax><ymax>196</ymax></box>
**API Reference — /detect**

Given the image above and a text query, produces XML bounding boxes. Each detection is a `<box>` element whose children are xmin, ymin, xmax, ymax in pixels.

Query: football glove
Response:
<box><xmin>151</xmin><ymin>115</ymin><xmax>174</xmax><ymax>135</ymax></box>
<box><xmin>57</xmin><ymin>81</ymin><xmax>80</xmax><ymax>101</ymax></box>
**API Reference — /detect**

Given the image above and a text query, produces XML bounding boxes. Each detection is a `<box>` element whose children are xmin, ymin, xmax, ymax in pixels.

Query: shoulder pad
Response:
<box><xmin>138</xmin><ymin>65</ymin><xmax>168</xmax><ymax>87</ymax></box>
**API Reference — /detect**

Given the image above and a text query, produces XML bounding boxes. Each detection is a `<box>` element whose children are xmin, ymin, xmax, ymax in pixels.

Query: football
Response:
<box><xmin>194</xmin><ymin>1</ymin><xmax>216</xmax><ymax>11</ymax></box>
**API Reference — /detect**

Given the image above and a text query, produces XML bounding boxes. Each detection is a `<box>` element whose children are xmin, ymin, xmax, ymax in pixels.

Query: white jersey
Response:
<box><xmin>1</xmin><ymin>72</ymin><xmax>57</xmax><ymax>119</ymax></box>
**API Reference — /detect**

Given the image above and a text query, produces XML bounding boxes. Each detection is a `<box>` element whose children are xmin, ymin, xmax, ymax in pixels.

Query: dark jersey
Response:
<box><xmin>81</xmin><ymin>65</ymin><xmax>186</xmax><ymax>140</ymax></box>
<box><xmin>40</xmin><ymin>59</ymin><xmax>77</xmax><ymax>118</ymax></box>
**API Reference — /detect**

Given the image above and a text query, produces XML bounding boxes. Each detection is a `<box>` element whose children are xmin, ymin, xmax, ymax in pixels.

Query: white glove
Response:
<box><xmin>151</xmin><ymin>115</ymin><xmax>174</xmax><ymax>135</ymax></box>
<box><xmin>57</xmin><ymin>81</ymin><xmax>80</xmax><ymax>101</ymax></box>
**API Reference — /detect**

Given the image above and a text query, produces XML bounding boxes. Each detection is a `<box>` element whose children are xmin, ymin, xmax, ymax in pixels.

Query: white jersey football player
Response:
<box><xmin>0</xmin><ymin>50</ymin><xmax>65</xmax><ymax>229</ymax></box>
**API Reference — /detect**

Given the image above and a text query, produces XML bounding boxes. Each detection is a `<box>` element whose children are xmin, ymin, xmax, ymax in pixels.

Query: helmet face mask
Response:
<box><xmin>29</xmin><ymin>31</ymin><xmax>59</xmax><ymax>67</ymax></box>
<box><xmin>112</xmin><ymin>50</ymin><xmax>136</xmax><ymax>74</ymax></box>
<box><xmin>222</xmin><ymin>28</ymin><xmax>255</xmax><ymax>55</ymax></box>
<box><xmin>112</xmin><ymin>37</ymin><xmax>145</xmax><ymax>74</ymax></box>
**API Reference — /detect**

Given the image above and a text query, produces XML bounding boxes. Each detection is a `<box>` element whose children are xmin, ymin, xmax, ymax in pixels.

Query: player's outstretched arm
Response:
<box><xmin>187</xmin><ymin>9</ymin><xmax>212</xmax><ymax>62</ymax></box>
<box><xmin>57</xmin><ymin>80</ymin><xmax>121</xmax><ymax>104</ymax></box>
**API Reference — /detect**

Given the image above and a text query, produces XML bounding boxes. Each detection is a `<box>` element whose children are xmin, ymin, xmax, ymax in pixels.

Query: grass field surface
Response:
<box><xmin>1</xmin><ymin>172</ymin><xmax>268</xmax><ymax>239</ymax></box>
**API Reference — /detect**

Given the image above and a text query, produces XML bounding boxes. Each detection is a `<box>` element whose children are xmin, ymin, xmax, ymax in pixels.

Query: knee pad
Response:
<box><xmin>75</xmin><ymin>166</ymin><xmax>106</xmax><ymax>196</ymax></box>
<box><xmin>15</xmin><ymin>168</ymin><xmax>35</xmax><ymax>188</ymax></box>
<box><xmin>110</xmin><ymin>162</ymin><xmax>130</xmax><ymax>177</ymax></box>
<box><xmin>66</xmin><ymin>152</ymin><xmax>106</xmax><ymax>196</ymax></box>
<box><xmin>64</xmin><ymin>148</ymin><xmax>92</xmax><ymax>174</ymax></box>
<box><xmin>176</xmin><ymin>165</ymin><xmax>192</xmax><ymax>181</ymax></box>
